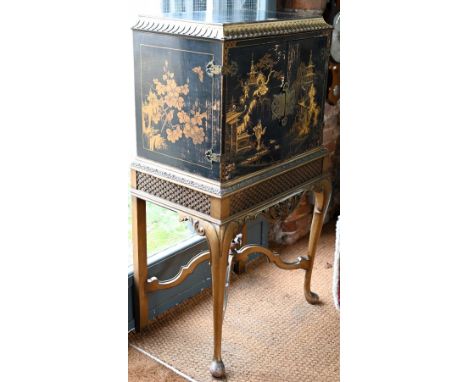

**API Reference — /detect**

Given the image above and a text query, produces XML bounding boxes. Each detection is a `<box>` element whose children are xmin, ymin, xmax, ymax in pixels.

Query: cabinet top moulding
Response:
<box><xmin>133</xmin><ymin>11</ymin><xmax>331</xmax><ymax>41</ymax></box>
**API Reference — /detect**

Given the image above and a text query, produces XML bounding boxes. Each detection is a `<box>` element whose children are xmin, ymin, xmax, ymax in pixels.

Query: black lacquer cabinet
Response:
<box><xmin>133</xmin><ymin>10</ymin><xmax>332</xmax><ymax>183</ymax></box>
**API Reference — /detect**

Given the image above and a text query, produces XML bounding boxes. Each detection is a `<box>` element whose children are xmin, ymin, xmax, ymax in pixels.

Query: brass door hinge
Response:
<box><xmin>206</xmin><ymin>59</ymin><xmax>222</xmax><ymax>77</ymax></box>
<box><xmin>205</xmin><ymin>149</ymin><xmax>221</xmax><ymax>163</ymax></box>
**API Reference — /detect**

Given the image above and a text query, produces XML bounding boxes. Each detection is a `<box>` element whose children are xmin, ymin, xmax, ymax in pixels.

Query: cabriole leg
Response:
<box><xmin>202</xmin><ymin>221</ymin><xmax>238</xmax><ymax>378</ymax></box>
<box><xmin>304</xmin><ymin>179</ymin><xmax>332</xmax><ymax>304</ymax></box>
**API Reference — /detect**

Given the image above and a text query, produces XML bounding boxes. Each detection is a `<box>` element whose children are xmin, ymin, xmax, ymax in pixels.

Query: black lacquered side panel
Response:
<box><xmin>133</xmin><ymin>31</ymin><xmax>223</xmax><ymax>180</ymax></box>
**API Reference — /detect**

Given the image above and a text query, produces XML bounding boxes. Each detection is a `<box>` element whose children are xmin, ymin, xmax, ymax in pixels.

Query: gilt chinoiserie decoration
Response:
<box><xmin>130</xmin><ymin>10</ymin><xmax>332</xmax><ymax>379</ymax></box>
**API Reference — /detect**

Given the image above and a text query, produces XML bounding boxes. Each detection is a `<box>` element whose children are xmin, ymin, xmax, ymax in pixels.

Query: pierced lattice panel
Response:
<box><xmin>136</xmin><ymin>172</ymin><xmax>211</xmax><ymax>215</ymax></box>
<box><xmin>229</xmin><ymin>159</ymin><xmax>323</xmax><ymax>215</ymax></box>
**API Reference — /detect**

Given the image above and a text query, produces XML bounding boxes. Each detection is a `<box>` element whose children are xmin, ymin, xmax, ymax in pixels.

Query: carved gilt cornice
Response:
<box><xmin>133</xmin><ymin>16</ymin><xmax>331</xmax><ymax>40</ymax></box>
<box><xmin>222</xmin><ymin>18</ymin><xmax>331</xmax><ymax>40</ymax></box>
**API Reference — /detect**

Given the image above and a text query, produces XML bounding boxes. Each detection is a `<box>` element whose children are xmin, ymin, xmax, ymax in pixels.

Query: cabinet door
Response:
<box><xmin>223</xmin><ymin>41</ymin><xmax>288</xmax><ymax>180</ymax></box>
<box><xmin>282</xmin><ymin>35</ymin><xmax>330</xmax><ymax>153</ymax></box>
<box><xmin>222</xmin><ymin>33</ymin><xmax>330</xmax><ymax>182</ymax></box>
<box><xmin>134</xmin><ymin>31</ymin><xmax>222</xmax><ymax>180</ymax></box>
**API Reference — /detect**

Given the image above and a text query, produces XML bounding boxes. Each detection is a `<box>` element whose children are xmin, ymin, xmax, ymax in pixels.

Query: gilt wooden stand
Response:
<box><xmin>130</xmin><ymin>150</ymin><xmax>331</xmax><ymax>379</ymax></box>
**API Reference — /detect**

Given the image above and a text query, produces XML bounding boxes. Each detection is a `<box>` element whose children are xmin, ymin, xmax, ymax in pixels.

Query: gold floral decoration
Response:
<box><xmin>179</xmin><ymin>105</ymin><xmax>207</xmax><ymax>145</ymax></box>
<box><xmin>148</xmin><ymin>133</ymin><xmax>167</xmax><ymax>150</ymax></box>
<box><xmin>192</xmin><ymin>66</ymin><xmax>204</xmax><ymax>82</ymax></box>
<box><xmin>166</xmin><ymin>125</ymin><xmax>183</xmax><ymax>143</ymax></box>
<box><xmin>141</xmin><ymin>60</ymin><xmax>208</xmax><ymax>149</ymax></box>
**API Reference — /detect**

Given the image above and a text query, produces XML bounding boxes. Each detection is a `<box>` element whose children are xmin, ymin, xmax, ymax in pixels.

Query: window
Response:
<box><xmin>241</xmin><ymin>0</ymin><xmax>258</xmax><ymax>9</ymax></box>
<box><xmin>128</xmin><ymin>200</ymin><xmax>197</xmax><ymax>268</ymax></box>
<box><xmin>193</xmin><ymin>0</ymin><xmax>207</xmax><ymax>11</ymax></box>
<box><xmin>152</xmin><ymin>0</ymin><xmax>272</xmax><ymax>14</ymax></box>
<box><xmin>174</xmin><ymin>0</ymin><xmax>187</xmax><ymax>12</ymax></box>
<box><xmin>128</xmin><ymin>199</ymin><xmax>269</xmax><ymax>329</ymax></box>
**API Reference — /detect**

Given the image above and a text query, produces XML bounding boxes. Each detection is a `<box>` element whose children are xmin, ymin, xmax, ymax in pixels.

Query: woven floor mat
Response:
<box><xmin>129</xmin><ymin>225</ymin><xmax>339</xmax><ymax>382</ymax></box>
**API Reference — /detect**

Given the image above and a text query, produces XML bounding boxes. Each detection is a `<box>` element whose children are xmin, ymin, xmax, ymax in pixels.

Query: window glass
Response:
<box><xmin>174</xmin><ymin>0</ymin><xmax>186</xmax><ymax>12</ymax></box>
<box><xmin>193</xmin><ymin>0</ymin><xmax>207</xmax><ymax>11</ymax></box>
<box><xmin>128</xmin><ymin>199</ymin><xmax>195</xmax><ymax>266</ymax></box>
<box><xmin>139</xmin><ymin>0</ymin><xmax>272</xmax><ymax>15</ymax></box>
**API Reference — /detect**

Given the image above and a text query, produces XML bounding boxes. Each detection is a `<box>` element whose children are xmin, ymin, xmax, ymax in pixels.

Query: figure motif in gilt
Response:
<box><xmin>223</xmin><ymin>41</ymin><xmax>324</xmax><ymax>180</ymax></box>
<box><xmin>292</xmin><ymin>52</ymin><xmax>320</xmax><ymax>137</ymax></box>
<box><xmin>252</xmin><ymin>120</ymin><xmax>267</xmax><ymax>151</ymax></box>
<box><xmin>225</xmin><ymin>50</ymin><xmax>283</xmax><ymax>173</ymax></box>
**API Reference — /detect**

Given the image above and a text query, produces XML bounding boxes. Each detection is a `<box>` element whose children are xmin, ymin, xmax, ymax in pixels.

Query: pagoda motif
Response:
<box><xmin>303</xmin><ymin>52</ymin><xmax>315</xmax><ymax>87</ymax></box>
<box><xmin>247</xmin><ymin>55</ymin><xmax>258</xmax><ymax>87</ymax></box>
<box><xmin>293</xmin><ymin>51</ymin><xmax>320</xmax><ymax>137</ymax></box>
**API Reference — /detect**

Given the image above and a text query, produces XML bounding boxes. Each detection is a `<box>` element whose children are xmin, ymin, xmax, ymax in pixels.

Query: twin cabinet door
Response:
<box><xmin>222</xmin><ymin>35</ymin><xmax>329</xmax><ymax>181</ymax></box>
